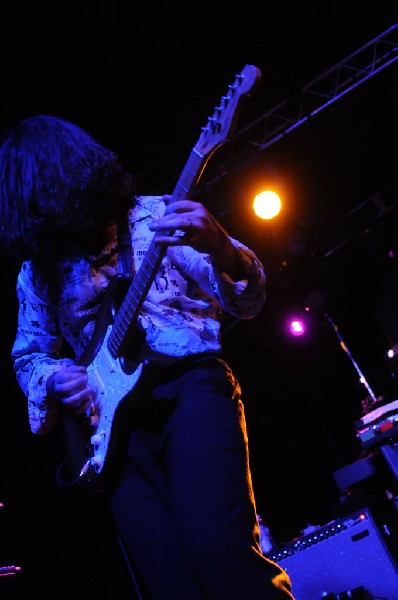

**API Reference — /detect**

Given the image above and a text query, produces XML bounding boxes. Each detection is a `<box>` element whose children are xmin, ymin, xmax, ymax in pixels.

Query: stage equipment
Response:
<box><xmin>265</xmin><ymin>507</ymin><xmax>398</xmax><ymax>600</ymax></box>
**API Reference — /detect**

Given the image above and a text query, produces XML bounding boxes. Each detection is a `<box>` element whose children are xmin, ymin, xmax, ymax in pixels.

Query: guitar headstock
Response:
<box><xmin>195</xmin><ymin>64</ymin><xmax>262</xmax><ymax>157</ymax></box>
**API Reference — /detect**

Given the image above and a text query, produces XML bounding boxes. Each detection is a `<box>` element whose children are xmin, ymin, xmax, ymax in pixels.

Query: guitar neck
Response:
<box><xmin>107</xmin><ymin>147</ymin><xmax>209</xmax><ymax>357</ymax></box>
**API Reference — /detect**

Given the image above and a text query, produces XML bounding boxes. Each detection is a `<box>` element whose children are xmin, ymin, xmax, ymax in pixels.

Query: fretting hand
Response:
<box><xmin>148</xmin><ymin>196</ymin><xmax>245</xmax><ymax>279</ymax></box>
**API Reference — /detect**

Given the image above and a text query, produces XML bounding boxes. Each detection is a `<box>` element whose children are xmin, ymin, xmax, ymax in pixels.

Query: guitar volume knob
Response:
<box><xmin>91</xmin><ymin>455</ymin><xmax>102</xmax><ymax>467</ymax></box>
<box><xmin>91</xmin><ymin>434</ymin><xmax>103</xmax><ymax>445</ymax></box>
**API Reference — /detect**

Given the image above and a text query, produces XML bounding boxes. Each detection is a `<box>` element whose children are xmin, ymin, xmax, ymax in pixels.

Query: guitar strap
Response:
<box><xmin>117</xmin><ymin>213</ymin><xmax>133</xmax><ymax>276</ymax></box>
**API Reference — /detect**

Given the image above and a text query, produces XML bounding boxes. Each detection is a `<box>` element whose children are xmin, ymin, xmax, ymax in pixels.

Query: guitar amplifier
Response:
<box><xmin>265</xmin><ymin>508</ymin><xmax>398</xmax><ymax>599</ymax></box>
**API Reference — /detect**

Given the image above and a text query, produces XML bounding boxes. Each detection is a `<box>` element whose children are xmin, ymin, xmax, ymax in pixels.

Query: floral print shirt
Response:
<box><xmin>12</xmin><ymin>195</ymin><xmax>266</xmax><ymax>434</ymax></box>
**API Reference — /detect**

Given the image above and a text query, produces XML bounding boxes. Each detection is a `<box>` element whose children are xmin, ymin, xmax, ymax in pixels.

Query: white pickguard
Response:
<box><xmin>85</xmin><ymin>324</ymin><xmax>144</xmax><ymax>478</ymax></box>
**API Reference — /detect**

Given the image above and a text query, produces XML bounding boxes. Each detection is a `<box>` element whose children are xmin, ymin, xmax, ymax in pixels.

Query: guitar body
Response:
<box><xmin>58</xmin><ymin>276</ymin><xmax>159</xmax><ymax>493</ymax></box>
<box><xmin>57</xmin><ymin>64</ymin><xmax>261</xmax><ymax>493</ymax></box>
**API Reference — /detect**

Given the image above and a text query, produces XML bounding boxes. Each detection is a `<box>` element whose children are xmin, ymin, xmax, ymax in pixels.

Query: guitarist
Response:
<box><xmin>0</xmin><ymin>115</ymin><xmax>294</xmax><ymax>599</ymax></box>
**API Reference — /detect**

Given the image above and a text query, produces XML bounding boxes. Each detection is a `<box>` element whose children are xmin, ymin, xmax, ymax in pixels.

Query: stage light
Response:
<box><xmin>253</xmin><ymin>190</ymin><xmax>282</xmax><ymax>220</ymax></box>
<box><xmin>387</xmin><ymin>342</ymin><xmax>398</xmax><ymax>359</ymax></box>
<box><xmin>287</xmin><ymin>316</ymin><xmax>307</xmax><ymax>337</ymax></box>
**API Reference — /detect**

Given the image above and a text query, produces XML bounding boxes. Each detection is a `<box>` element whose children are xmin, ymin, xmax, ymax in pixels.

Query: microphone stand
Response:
<box><xmin>324</xmin><ymin>312</ymin><xmax>379</xmax><ymax>410</ymax></box>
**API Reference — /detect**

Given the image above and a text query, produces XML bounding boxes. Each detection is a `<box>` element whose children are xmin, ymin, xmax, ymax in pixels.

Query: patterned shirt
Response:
<box><xmin>12</xmin><ymin>195</ymin><xmax>266</xmax><ymax>434</ymax></box>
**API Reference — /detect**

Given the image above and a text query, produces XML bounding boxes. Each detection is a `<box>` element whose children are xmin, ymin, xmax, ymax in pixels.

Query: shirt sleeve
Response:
<box><xmin>211</xmin><ymin>238</ymin><xmax>267</xmax><ymax>319</ymax></box>
<box><xmin>11</xmin><ymin>262</ymin><xmax>73</xmax><ymax>435</ymax></box>
<box><xmin>211</xmin><ymin>238</ymin><xmax>266</xmax><ymax>319</ymax></box>
<box><xmin>169</xmin><ymin>236</ymin><xmax>267</xmax><ymax>319</ymax></box>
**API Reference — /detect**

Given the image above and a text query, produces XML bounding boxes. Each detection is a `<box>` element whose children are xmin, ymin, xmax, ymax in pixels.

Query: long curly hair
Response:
<box><xmin>0</xmin><ymin>114</ymin><xmax>136</xmax><ymax>279</ymax></box>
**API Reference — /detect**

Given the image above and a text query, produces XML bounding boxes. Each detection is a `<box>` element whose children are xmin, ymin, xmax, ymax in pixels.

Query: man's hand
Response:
<box><xmin>148</xmin><ymin>196</ymin><xmax>245</xmax><ymax>279</ymax></box>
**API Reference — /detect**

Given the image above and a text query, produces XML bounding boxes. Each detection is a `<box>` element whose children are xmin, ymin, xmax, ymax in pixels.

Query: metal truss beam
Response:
<box><xmin>199</xmin><ymin>23</ymin><xmax>398</xmax><ymax>193</ymax></box>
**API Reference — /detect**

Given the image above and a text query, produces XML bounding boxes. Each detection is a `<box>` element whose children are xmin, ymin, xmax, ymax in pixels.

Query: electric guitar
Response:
<box><xmin>58</xmin><ymin>64</ymin><xmax>262</xmax><ymax>492</ymax></box>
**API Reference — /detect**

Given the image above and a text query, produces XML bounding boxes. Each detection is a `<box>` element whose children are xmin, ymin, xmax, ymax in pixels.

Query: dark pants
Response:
<box><xmin>111</xmin><ymin>355</ymin><xmax>293</xmax><ymax>599</ymax></box>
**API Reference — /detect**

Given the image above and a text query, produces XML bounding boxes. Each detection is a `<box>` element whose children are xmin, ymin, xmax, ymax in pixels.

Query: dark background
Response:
<box><xmin>1</xmin><ymin>4</ymin><xmax>398</xmax><ymax>597</ymax></box>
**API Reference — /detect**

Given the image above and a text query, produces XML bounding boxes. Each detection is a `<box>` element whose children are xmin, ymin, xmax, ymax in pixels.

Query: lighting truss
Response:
<box><xmin>198</xmin><ymin>23</ymin><xmax>398</xmax><ymax>195</ymax></box>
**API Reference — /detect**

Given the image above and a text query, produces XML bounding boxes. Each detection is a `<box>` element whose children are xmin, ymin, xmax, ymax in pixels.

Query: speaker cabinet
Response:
<box><xmin>266</xmin><ymin>508</ymin><xmax>398</xmax><ymax>599</ymax></box>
